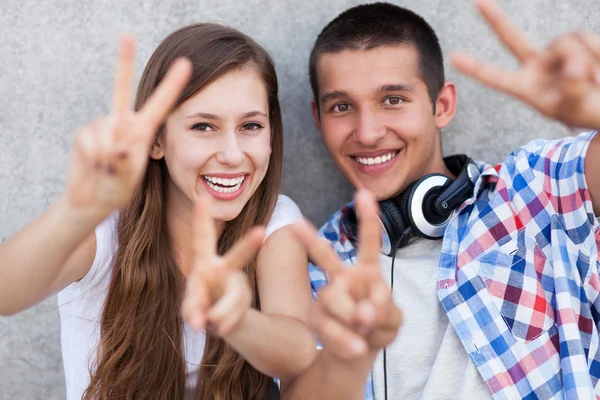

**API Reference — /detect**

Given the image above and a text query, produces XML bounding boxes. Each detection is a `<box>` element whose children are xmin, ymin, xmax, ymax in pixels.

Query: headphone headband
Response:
<box><xmin>341</xmin><ymin>154</ymin><xmax>477</xmax><ymax>256</ymax></box>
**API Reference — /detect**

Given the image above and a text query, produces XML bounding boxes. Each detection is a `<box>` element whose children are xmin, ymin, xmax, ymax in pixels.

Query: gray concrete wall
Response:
<box><xmin>1</xmin><ymin>0</ymin><xmax>598</xmax><ymax>398</ymax></box>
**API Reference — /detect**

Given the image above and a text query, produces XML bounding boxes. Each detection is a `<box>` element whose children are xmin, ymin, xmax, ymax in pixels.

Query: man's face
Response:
<box><xmin>314</xmin><ymin>45</ymin><xmax>450</xmax><ymax>200</ymax></box>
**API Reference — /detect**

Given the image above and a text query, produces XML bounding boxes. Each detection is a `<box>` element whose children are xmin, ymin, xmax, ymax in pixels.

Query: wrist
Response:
<box><xmin>54</xmin><ymin>193</ymin><xmax>112</xmax><ymax>230</ymax></box>
<box><xmin>322</xmin><ymin>347</ymin><xmax>378</xmax><ymax>373</ymax></box>
<box><xmin>221</xmin><ymin>306</ymin><xmax>254</xmax><ymax>340</ymax></box>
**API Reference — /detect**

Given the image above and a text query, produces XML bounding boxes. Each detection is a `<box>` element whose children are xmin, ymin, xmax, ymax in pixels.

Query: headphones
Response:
<box><xmin>341</xmin><ymin>154</ymin><xmax>479</xmax><ymax>256</ymax></box>
<box><xmin>340</xmin><ymin>154</ymin><xmax>479</xmax><ymax>400</ymax></box>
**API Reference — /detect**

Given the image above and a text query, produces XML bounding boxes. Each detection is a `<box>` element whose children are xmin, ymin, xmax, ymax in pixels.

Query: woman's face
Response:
<box><xmin>154</xmin><ymin>66</ymin><xmax>272</xmax><ymax>224</ymax></box>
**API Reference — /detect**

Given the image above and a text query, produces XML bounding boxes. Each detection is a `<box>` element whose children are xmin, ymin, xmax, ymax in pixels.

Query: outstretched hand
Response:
<box><xmin>293</xmin><ymin>190</ymin><xmax>402</xmax><ymax>359</ymax></box>
<box><xmin>452</xmin><ymin>0</ymin><xmax>600</xmax><ymax>130</ymax></box>
<box><xmin>181</xmin><ymin>194</ymin><xmax>265</xmax><ymax>336</ymax></box>
<box><xmin>66</xmin><ymin>35</ymin><xmax>192</xmax><ymax>215</ymax></box>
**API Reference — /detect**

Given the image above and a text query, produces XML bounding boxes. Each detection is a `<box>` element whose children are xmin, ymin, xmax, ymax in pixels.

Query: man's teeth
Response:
<box><xmin>355</xmin><ymin>152</ymin><xmax>398</xmax><ymax>166</ymax></box>
<box><xmin>203</xmin><ymin>175</ymin><xmax>245</xmax><ymax>193</ymax></box>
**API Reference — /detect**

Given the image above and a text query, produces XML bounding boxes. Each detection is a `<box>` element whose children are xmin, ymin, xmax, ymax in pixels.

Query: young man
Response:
<box><xmin>287</xmin><ymin>0</ymin><xmax>600</xmax><ymax>399</ymax></box>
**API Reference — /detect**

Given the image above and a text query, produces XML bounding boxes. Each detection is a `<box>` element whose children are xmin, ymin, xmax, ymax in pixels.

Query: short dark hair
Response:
<box><xmin>309</xmin><ymin>2</ymin><xmax>445</xmax><ymax>109</ymax></box>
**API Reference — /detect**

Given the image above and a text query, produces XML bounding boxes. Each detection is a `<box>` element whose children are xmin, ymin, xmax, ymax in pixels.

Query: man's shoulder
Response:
<box><xmin>501</xmin><ymin>130</ymin><xmax>596</xmax><ymax>169</ymax></box>
<box><xmin>309</xmin><ymin>202</ymin><xmax>357</xmax><ymax>281</ymax></box>
<box><xmin>317</xmin><ymin>202</ymin><xmax>352</xmax><ymax>241</ymax></box>
<box><xmin>470</xmin><ymin>131</ymin><xmax>597</xmax><ymax>201</ymax></box>
<box><xmin>317</xmin><ymin>202</ymin><xmax>357</xmax><ymax>257</ymax></box>
<box><xmin>453</xmin><ymin>131</ymin><xmax>599</xmax><ymax>258</ymax></box>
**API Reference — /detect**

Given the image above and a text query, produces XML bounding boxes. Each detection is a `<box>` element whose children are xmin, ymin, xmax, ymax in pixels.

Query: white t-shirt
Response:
<box><xmin>56</xmin><ymin>195</ymin><xmax>303</xmax><ymax>400</ymax></box>
<box><xmin>371</xmin><ymin>237</ymin><xmax>492</xmax><ymax>400</ymax></box>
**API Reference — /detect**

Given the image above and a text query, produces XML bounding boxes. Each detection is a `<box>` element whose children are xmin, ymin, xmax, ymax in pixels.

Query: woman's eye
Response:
<box><xmin>332</xmin><ymin>103</ymin><xmax>352</xmax><ymax>113</ymax></box>
<box><xmin>383</xmin><ymin>97</ymin><xmax>403</xmax><ymax>106</ymax></box>
<box><xmin>191</xmin><ymin>123</ymin><xmax>214</xmax><ymax>131</ymax></box>
<box><xmin>242</xmin><ymin>122</ymin><xmax>264</xmax><ymax>131</ymax></box>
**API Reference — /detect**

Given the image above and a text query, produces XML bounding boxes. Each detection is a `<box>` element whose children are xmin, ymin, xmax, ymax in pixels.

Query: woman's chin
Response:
<box><xmin>209</xmin><ymin>204</ymin><xmax>246</xmax><ymax>224</ymax></box>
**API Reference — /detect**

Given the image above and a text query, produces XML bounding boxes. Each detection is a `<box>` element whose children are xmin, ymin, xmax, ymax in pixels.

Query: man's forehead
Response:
<box><xmin>316</xmin><ymin>45</ymin><xmax>422</xmax><ymax>91</ymax></box>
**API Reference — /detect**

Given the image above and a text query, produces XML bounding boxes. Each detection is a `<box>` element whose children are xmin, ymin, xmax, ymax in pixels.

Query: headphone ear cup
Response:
<box><xmin>400</xmin><ymin>174</ymin><xmax>452</xmax><ymax>239</ymax></box>
<box><xmin>397</xmin><ymin>181</ymin><xmax>417</xmax><ymax>227</ymax></box>
<box><xmin>341</xmin><ymin>207</ymin><xmax>359</xmax><ymax>246</ymax></box>
<box><xmin>379</xmin><ymin>199</ymin><xmax>409</xmax><ymax>254</ymax></box>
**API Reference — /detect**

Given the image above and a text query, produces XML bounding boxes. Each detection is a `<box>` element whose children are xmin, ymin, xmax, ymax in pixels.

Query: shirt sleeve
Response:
<box><xmin>507</xmin><ymin>130</ymin><xmax>598</xmax><ymax>238</ymax></box>
<box><xmin>59</xmin><ymin>212</ymin><xmax>119</xmax><ymax>298</ymax></box>
<box><xmin>264</xmin><ymin>194</ymin><xmax>303</xmax><ymax>241</ymax></box>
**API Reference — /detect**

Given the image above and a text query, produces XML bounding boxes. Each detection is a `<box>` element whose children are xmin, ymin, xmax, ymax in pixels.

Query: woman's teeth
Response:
<box><xmin>355</xmin><ymin>151</ymin><xmax>398</xmax><ymax>166</ymax></box>
<box><xmin>203</xmin><ymin>175</ymin><xmax>245</xmax><ymax>193</ymax></box>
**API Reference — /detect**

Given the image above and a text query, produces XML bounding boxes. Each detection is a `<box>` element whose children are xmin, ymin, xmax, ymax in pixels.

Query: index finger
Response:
<box><xmin>221</xmin><ymin>226</ymin><xmax>265</xmax><ymax>271</ymax></box>
<box><xmin>476</xmin><ymin>0</ymin><xmax>537</xmax><ymax>63</ymax></box>
<box><xmin>138</xmin><ymin>57</ymin><xmax>193</xmax><ymax>131</ymax></box>
<box><xmin>192</xmin><ymin>193</ymin><xmax>217</xmax><ymax>268</ymax></box>
<box><xmin>291</xmin><ymin>219</ymin><xmax>344</xmax><ymax>277</ymax></box>
<box><xmin>575</xmin><ymin>32</ymin><xmax>600</xmax><ymax>61</ymax></box>
<box><xmin>355</xmin><ymin>190</ymin><xmax>381</xmax><ymax>268</ymax></box>
<box><xmin>451</xmin><ymin>51</ymin><xmax>523</xmax><ymax>99</ymax></box>
<box><xmin>112</xmin><ymin>34</ymin><xmax>136</xmax><ymax>114</ymax></box>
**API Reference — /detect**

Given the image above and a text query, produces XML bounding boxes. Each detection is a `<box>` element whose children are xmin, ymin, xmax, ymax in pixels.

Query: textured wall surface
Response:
<box><xmin>1</xmin><ymin>0</ymin><xmax>599</xmax><ymax>398</ymax></box>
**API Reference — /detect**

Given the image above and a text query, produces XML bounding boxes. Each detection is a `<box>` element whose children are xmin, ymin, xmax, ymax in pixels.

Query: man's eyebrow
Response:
<box><xmin>376</xmin><ymin>83</ymin><xmax>414</xmax><ymax>93</ymax></box>
<box><xmin>320</xmin><ymin>90</ymin><xmax>349</xmax><ymax>104</ymax></box>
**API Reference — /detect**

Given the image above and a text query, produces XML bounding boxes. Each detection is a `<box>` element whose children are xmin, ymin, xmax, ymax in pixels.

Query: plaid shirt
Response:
<box><xmin>309</xmin><ymin>131</ymin><xmax>599</xmax><ymax>400</ymax></box>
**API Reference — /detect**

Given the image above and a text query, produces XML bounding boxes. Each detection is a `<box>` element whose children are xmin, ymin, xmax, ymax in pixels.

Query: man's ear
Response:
<box><xmin>435</xmin><ymin>82</ymin><xmax>457</xmax><ymax>129</ymax></box>
<box><xmin>311</xmin><ymin>100</ymin><xmax>322</xmax><ymax>132</ymax></box>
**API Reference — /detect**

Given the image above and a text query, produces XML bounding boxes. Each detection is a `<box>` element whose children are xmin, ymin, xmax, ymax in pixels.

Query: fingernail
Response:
<box><xmin>350</xmin><ymin>340</ymin><xmax>367</xmax><ymax>354</ymax></box>
<box><xmin>363</xmin><ymin>304</ymin><xmax>375</xmax><ymax>322</ymax></box>
<box><xmin>565</xmin><ymin>61</ymin><xmax>586</xmax><ymax>79</ymax></box>
<box><xmin>207</xmin><ymin>322</ymin><xmax>219</xmax><ymax>335</ymax></box>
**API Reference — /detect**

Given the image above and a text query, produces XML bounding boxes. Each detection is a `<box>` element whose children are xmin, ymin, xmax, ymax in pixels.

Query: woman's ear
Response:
<box><xmin>149</xmin><ymin>140</ymin><xmax>164</xmax><ymax>160</ymax></box>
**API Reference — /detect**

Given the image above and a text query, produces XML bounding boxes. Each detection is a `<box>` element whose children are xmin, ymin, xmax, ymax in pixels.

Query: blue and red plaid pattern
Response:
<box><xmin>309</xmin><ymin>131</ymin><xmax>599</xmax><ymax>399</ymax></box>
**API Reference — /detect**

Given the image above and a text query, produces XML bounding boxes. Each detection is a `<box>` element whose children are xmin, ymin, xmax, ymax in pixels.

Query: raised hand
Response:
<box><xmin>66</xmin><ymin>35</ymin><xmax>192</xmax><ymax>215</ymax></box>
<box><xmin>293</xmin><ymin>190</ymin><xmax>402</xmax><ymax>359</ymax></box>
<box><xmin>181</xmin><ymin>194</ymin><xmax>265</xmax><ymax>336</ymax></box>
<box><xmin>451</xmin><ymin>0</ymin><xmax>600</xmax><ymax>130</ymax></box>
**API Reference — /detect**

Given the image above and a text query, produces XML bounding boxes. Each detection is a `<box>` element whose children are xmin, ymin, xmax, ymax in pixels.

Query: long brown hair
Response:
<box><xmin>84</xmin><ymin>23</ymin><xmax>284</xmax><ymax>400</ymax></box>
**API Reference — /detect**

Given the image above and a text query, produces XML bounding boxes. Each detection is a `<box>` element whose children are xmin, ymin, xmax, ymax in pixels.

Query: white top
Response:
<box><xmin>57</xmin><ymin>195</ymin><xmax>303</xmax><ymax>400</ymax></box>
<box><xmin>371</xmin><ymin>237</ymin><xmax>492</xmax><ymax>400</ymax></box>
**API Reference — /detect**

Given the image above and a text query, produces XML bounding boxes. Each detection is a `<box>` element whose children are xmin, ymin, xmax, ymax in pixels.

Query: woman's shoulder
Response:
<box><xmin>58</xmin><ymin>213</ymin><xmax>119</xmax><ymax>298</ymax></box>
<box><xmin>265</xmin><ymin>195</ymin><xmax>303</xmax><ymax>240</ymax></box>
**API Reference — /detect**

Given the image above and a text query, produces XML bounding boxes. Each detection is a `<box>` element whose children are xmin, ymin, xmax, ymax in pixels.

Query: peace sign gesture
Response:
<box><xmin>451</xmin><ymin>0</ymin><xmax>600</xmax><ymax>130</ymax></box>
<box><xmin>293</xmin><ymin>190</ymin><xmax>402</xmax><ymax>359</ymax></box>
<box><xmin>66</xmin><ymin>35</ymin><xmax>192</xmax><ymax>216</ymax></box>
<box><xmin>181</xmin><ymin>194</ymin><xmax>265</xmax><ymax>336</ymax></box>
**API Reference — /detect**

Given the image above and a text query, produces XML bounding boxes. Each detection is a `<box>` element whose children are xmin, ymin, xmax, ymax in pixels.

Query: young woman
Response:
<box><xmin>0</xmin><ymin>24</ymin><xmax>315</xmax><ymax>399</ymax></box>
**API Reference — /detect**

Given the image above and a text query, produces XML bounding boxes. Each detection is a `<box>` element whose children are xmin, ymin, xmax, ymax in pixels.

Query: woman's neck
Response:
<box><xmin>165</xmin><ymin>185</ymin><xmax>224</xmax><ymax>277</ymax></box>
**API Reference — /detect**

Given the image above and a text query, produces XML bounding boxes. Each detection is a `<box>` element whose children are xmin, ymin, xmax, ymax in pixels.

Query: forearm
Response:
<box><xmin>585</xmin><ymin>134</ymin><xmax>600</xmax><ymax>216</ymax></box>
<box><xmin>280</xmin><ymin>349</ymin><xmax>376</xmax><ymax>400</ymax></box>
<box><xmin>224</xmin><ymin>308</ymin><xmax>317</xmax><ymax>381</ymax></box>
<box><xmin>0</xmin><ymin>195</ymin><xmax>105</xmax><ymax>315</ymax></box>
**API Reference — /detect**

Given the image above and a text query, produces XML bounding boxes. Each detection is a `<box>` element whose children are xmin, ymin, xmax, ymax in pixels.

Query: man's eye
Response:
<box><xmin>332</xmin><ymin>103</ymin><xmax>352</xmax><ymax>113</ymax></box>
<box><xmin>383</xmin><ymin>97</ymin><xmax>403</xmax><ymax>106</ymax></box>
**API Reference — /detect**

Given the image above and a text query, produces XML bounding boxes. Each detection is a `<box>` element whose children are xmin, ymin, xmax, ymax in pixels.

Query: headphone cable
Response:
<box><xmin>383</xmin><ymin>227</ymin><xmax>411</xmax><ymax>400</ymax></box>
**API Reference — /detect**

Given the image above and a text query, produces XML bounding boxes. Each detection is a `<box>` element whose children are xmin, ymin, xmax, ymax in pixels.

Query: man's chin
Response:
<box><xmin>352</xmin><ymin>181</ymin><xmax>403</xmax><ymax>201</ymax></box>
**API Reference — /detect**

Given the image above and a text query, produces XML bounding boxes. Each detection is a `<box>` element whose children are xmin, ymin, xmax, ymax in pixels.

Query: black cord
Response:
<box><xmin>383</xmin><ymin>227</ymin><xmax>410</xmax><ymax>400</ymax></box>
